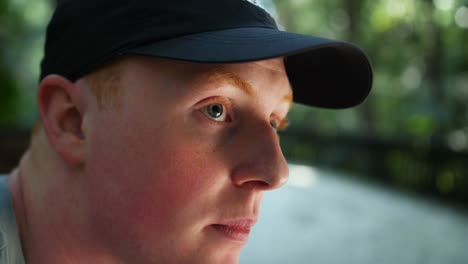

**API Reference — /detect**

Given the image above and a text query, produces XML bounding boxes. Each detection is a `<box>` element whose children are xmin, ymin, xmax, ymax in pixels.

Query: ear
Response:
<box><xmin>37</xmin><ymin>75</ymin><xmax>86</xmax><ymax>166</ymax></box>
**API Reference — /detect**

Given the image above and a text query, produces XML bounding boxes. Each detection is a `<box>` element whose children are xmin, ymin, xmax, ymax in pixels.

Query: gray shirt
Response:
<box><xmin>0</xmin><ymin>176</ymin><xmax>25</xmax><ymax>264</ymax></box>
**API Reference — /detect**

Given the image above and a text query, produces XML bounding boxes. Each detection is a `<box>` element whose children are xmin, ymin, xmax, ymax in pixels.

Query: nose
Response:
<box><xmin>229</xmin><ymin>121</ymin><xmax>289</xmax><ymax>191</ymax></box>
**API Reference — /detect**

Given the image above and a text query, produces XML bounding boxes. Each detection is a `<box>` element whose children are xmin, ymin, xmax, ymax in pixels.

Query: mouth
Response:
<box><xmin>210</xmin><ymin>219</ymin><xmax>256</xmax><ymax>243</ymax></box>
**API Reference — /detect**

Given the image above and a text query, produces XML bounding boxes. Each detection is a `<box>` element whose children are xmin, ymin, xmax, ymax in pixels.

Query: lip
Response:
<box><xmin>211</xmin><ymin>219</ymin><xmax>257</xmax><ymax>243</ymax></box>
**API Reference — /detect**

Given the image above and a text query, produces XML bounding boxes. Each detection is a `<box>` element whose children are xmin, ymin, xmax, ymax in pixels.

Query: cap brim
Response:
<box><xmin>124</xmin><ymin>27</ymin><xmax>373</xmax><ymax>108</ymax></box>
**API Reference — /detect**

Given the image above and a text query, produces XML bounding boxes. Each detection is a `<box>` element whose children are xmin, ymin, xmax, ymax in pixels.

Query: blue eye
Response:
<box><xmin>200</xmin><ymin>103</ymin><xmax>228</xmax><ymax>122</ymax></box>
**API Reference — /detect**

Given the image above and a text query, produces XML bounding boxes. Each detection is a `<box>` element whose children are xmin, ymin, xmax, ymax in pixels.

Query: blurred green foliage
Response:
<box><xmin>273</xmin><ymin>0</ymin><xmax>468</xmax><ymax>144</ymax></box>
<box><xmin>0</xmin><ymin>0</ymin><xmax>52</xmax><ymax>126</ymax></box>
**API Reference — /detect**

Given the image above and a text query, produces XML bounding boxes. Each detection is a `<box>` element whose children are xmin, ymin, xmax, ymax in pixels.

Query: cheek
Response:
<box><xmin>84</xmin><ymin>116</ymin><xmax>223</xmax><ymax>243</ymax></box>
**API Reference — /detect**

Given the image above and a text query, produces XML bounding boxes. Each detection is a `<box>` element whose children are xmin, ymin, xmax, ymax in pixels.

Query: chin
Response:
<box><xmin>205</xmin><ymin>245</ymin><xmax>244</xmax><ymax>264</ymax></box>
<box><xmin>205</xmin><ymin>252</ymin><xmax>241</xmax><ymax>264</ymax></box>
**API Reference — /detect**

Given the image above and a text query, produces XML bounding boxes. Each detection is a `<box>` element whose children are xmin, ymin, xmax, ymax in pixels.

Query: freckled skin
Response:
<box><xmin>81</xmin><ymin>57</ymin><xmax>292</xmax><ymax>263</ymax></box>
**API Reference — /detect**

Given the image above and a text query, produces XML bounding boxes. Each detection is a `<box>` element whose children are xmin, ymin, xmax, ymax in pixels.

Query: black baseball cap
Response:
<box><xmin>40</xmin><ymin>0</ymin><xmax>373</xmax><ymax>108</ymax></box>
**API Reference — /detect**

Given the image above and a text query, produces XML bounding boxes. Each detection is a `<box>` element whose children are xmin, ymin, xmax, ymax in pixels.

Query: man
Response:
<box><xmin>0</xmin><ymin>0</ymin><xmax>372</xmax><ymax>263</ymax></box>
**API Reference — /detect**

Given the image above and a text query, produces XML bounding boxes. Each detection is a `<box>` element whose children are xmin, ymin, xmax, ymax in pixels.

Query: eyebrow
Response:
<box><xmin>205</xmin><ymin>70</ymin><xmax>256</xmax><ymax>96</ymax></box>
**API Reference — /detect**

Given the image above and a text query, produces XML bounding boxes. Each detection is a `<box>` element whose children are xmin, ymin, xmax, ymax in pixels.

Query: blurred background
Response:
<box><xmin>0</xmin><ymin>0</ymin><xmax>467</xmax><ymax>263</ymax></box>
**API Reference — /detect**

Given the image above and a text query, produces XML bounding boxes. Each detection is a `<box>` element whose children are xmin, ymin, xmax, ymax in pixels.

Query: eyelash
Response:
<box><xmin>197</xmin><ymin>96</ymin><xmax>289</xmax><ymax>131</ymax></box>
<box><xmin>270</xmin><ymin>116</ymin><xmax>289</xmax><ymax>132</ymax></box>
<box><xmin>197</xmin><ymin>97</ymin><xmax>233</xmax><ymax>123</ymax></box>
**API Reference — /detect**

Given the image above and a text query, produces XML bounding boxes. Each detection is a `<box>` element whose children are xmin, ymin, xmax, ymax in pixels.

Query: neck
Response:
<box><xmin>8</xmin><ymin>132</ymin><xmax>123</xmax><ymax>264</ymax></box>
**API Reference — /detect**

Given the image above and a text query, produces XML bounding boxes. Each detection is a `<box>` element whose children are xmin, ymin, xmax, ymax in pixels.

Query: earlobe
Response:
<box><xmin>37</xmin><ymin>75</ymin><xmax>86</xmax><ymax>166</ymax></box>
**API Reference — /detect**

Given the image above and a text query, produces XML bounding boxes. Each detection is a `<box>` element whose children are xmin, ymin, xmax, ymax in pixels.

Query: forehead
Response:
<box><xmin>120</xmin><ymin>56</ymin><xmax>292</xmax><ymax>100</ymax></box>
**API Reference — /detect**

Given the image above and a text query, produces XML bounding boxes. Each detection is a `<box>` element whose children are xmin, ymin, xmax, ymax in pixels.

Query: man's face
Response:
<box><xmin>79</xmin><ymin>56</ymin><xmax>292</xmax><ymax>263</ymax></box>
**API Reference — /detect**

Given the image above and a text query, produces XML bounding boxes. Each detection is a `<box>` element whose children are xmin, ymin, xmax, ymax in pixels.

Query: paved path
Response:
<box><xmin>240</xmin><ymin>164</ymin><xmax>468</xmax><ymax>264</ymax></box>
